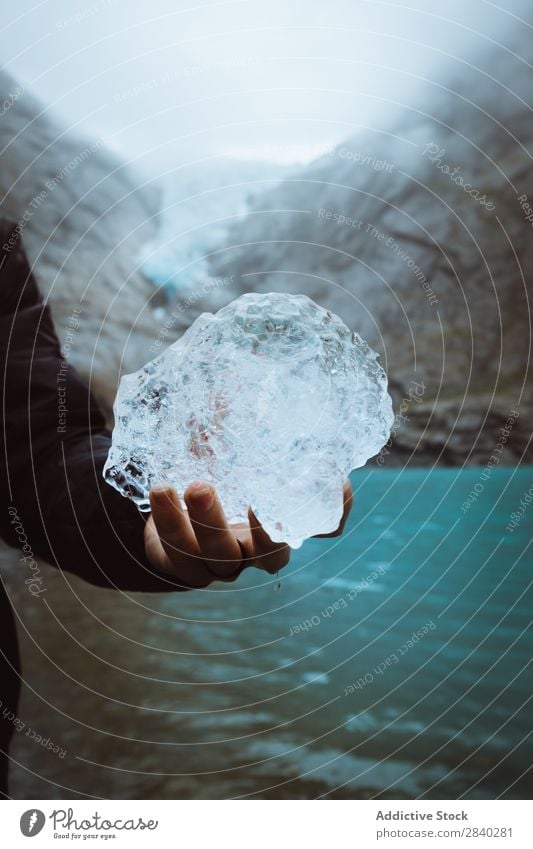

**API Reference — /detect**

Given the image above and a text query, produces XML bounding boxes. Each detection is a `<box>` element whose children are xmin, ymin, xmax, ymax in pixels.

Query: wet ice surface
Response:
<box><xmin>104</xmin><ymin>292</ymin><xmax>393</xmax><ymax>546</ymax></box>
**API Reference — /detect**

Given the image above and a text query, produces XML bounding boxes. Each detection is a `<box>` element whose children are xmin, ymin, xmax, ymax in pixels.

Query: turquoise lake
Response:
<box><xmin>7</xmin><ymin>466</ymin><xmax>532</xmax><ymax>799</ymax></box>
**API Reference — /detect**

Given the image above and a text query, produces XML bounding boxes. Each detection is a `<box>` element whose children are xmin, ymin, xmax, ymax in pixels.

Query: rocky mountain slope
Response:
<box><xmin>209</xmin><ymin>32</ymin><xmax>533</xmax><ymax>464</ymax></box>
<box><xmin>1</xmin><ymin>19</ymin><xmax>531</xmax><ymax>466</ymax></box>
<box><xmin>0</xmin><ymin>68</ymin><xmax>160</xmax><ymax>415</ymax></box>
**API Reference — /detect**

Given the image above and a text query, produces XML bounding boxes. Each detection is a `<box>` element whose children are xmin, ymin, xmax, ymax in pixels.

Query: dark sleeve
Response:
<box><xmin>0</xmin><ymin>223</ymin><xmax>186</xmax><ymax>593</ymax></box>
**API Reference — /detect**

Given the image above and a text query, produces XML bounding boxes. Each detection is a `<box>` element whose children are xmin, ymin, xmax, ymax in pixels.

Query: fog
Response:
<box><xmin>1</xmin><ymin>0</ymin><xmax>529</xmax><ymax>172</ymax></box>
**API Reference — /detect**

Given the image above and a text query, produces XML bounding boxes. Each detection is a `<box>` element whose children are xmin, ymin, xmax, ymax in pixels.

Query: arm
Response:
<box><xmin>0</xmin><ymin>221</ymin><xmax>180</xmax><ymax>591</ymax></box>
<box><xmin>0</xmin><ymin>222</ymin><xmax>352</xmax><ymax>592</ymax></box>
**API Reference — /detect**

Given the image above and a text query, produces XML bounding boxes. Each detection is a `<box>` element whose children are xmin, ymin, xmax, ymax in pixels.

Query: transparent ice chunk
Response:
<box><xmin>103</xmin><ymin>292</ymin><xmax>394</xmax><ymax>547</ymax></box>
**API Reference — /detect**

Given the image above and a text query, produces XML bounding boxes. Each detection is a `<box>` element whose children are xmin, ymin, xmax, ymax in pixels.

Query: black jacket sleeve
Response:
<box><xmin>0</xmin><ymin>220</ymin><xmax>186</xmax><ymax>593</ymax></box>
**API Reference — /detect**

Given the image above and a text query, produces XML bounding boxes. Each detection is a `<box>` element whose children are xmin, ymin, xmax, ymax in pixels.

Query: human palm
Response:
<box><xmin>144</xmin><ymin>480</ymin><xmax>353</xmax><ymax>587</ymax></box>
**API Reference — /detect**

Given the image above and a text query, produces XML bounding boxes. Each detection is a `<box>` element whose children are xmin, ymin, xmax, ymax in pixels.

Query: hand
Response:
<box><xmin>144</xmin><ymin>479</ymin><xmax>353</xmax><ymax>588</ymax></box>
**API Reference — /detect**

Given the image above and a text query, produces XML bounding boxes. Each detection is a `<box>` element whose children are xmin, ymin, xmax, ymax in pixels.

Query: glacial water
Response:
<box><xmin>6</xmin><ymin>466</ymin><xmax>532</xmax><ymax>799</ymax></box>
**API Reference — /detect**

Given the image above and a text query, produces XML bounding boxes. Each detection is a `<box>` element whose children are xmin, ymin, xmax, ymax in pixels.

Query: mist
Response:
<box><xmin>1</xmin><ymin>0</ymin><xmax>530</xmax><ymax>172</ymax></box>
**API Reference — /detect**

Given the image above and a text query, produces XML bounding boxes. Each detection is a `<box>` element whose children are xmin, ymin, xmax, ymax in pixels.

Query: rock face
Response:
<box><xmin>2</xmin><ymin>14</ymin><xmax>532</xmax><ymax>467</ymax></box>
<box><xmin>208</xmin><ymin>33</ymin><xmax>533</xmax><ymax>465</ymax></box>
<box><xmin>0</xmin><ymin>69</ymin><xmax>161</xmax><ymax>417</ymax></box>
<box><xmin>103</xmin><ymin>293</ymin><xmax>393</xmax><ymax>546</ymax></box>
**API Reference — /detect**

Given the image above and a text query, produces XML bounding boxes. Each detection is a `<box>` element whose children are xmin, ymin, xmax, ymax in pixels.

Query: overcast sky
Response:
<box><xmin>0</xmin><ymin>0</ymin><xmax>529</xmax><ymax>173</ymax></box>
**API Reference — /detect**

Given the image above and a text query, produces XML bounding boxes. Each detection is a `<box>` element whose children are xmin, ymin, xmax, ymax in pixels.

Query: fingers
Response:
<box><xmin>147</xmin><ymin>484</ymin><xmax>216</xmax><ymax>586</ymax></box>
<box><xmin>149</xmin><ymin>480</ymin><xmax>353</xmax><ymax>585</ymax></box>
<box><xmin>248</xmin><ymin>507</ymin><xmax>291</xmax><ymax>574</ymax></box>
<box><xmin>184</xmin><ymin>481</ymin><xmax>242</xmax><ymax>578</ymax></box>
<box><xmin>313</xmin><ymin>479</ymin><xmax>354</xmax><ymax>538</ymax></box>
<box><xmin>336</xmin><ymin>479</ymin><xmax>354</xmax><ymax>535</ymax></box>
<box><xmin>149</xmin><ymin>484</ymin><xmax>200</xmax><ymax>559</ymax></box>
